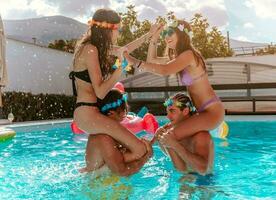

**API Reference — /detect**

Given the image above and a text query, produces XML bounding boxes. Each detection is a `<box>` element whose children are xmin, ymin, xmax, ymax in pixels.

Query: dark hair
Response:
<box><xmin>98</xmin><ymin>89</ymin><xmax>127</xmax><ymax>115</ymax></box>
<box><xmin>167</xmin><ymin>20</ymin><xmax>206</xmax><ymax>72</ymax></box>
<box><xmin>171</xmin><ymin>92</ymin><xmax>196</xmax><ymax>115</ymax></box>
<box><xmin>73</xmin><ymin>9</ymin><xmax>121</xmax><ymax>79</ymax></box>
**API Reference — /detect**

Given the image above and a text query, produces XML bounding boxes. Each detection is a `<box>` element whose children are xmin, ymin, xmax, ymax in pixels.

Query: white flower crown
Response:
<box><xmin>168</xmin><ymin>19</ymin><xmax>193</xmax><ymax>38</ymax></box>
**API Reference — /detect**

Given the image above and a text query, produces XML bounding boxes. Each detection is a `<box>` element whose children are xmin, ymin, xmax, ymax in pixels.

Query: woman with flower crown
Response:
<box><xmin>123</xmin><ymin>19</ymin><xmax>224</xmax><ymax>144</ymax></box>
<box><xmin>70</xmin><ymin>8</ymin><xmax>159</xmax><ymax>164</ymax></box>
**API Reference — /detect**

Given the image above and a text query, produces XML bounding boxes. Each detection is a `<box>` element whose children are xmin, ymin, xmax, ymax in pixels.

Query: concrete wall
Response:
<box><xmin>4</xmin><ymin>38</ymin><xmax>73</xmax><ymax>95</ymax></box>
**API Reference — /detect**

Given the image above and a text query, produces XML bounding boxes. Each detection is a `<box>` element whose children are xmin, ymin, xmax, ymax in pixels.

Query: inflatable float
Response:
<box><xmin>0</xmin><ymin>128</ymin><xmax>16</xmax><ymax>142</ymax></box>
<box><xmin>71</xmin><ymin>112</ymin><xmax>159</xmax><ymax>135</ymax></box>
<box><xmin>210</xmin><ymin>121</ymin><xmax>229</xmax><ymax>139</ymax></box>
<box><xmin>120</xmin><ymin>113</ymin><xmax>158</xmax><ymax>134</ymax></box>
<box><xmin>71</xmin><ymin>81</ymin><xmax>159</xmax><ymax>135</ymax></box>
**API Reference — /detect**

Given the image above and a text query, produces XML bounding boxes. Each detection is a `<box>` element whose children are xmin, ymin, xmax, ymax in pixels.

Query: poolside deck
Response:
<box><xmin>0</xmin><ymin>119</ymin><xmax>11</xmax><ymax>125</ymax></box>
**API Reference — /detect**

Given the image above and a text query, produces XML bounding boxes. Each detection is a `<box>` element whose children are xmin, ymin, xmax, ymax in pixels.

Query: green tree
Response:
<box><xmin>48</xmin><ymin>39</ymin><xmax>76</xmax><ymax>53</ymax></box>
<box><xmin>48</xmin><ymin>6</ymin><xmax>232</xmax><ymax>59</ymax></box>
<box><xmin>117</xmin><ymin>8</ymin><xmax>232</xmax><ymax>60</ymax></box>
<box><xmin>117</xmin><ymin>5</ymin><xmax>151</xmax><ymax>61</ymax></box>
<box><xmin>191</xmin><ymin>14</ymin><xmax>233</xmax><ymax>58</ymax></box>
<box><xmin>256</xmin><ymin>45</ymin><xmax>276</xmax><ymax>55</ymax></box>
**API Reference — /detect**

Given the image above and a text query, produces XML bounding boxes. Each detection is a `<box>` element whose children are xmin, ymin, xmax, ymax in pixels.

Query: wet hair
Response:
<box><xmin>98</xmin><ymin>89</ymin><xmax>127</xmax><ymax>115</ymax></box>
<box><xmin>167</xmin><ymin>20</ymin><xmax>206</xmax><ymax>72</ymax></box>
<box><xmin>171</xmin><ymin>92</ymin><xmax>196</xmax><ymax>115</ymax></box>
<box><xmin>73</xmin><ymin>9</ymin><xmax>121</xmax><ymax>79</ymax></box>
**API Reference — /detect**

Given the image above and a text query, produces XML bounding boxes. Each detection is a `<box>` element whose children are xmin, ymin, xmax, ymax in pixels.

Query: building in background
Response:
<box><xmin>0</xmin><ymin>15</ymin><xmax>8</xmax><ymax>119</ymax></box>
<box><xmin>5</xmin><ymin>37</ymin><xmax>73</xmax><ymax>95</ymax></box>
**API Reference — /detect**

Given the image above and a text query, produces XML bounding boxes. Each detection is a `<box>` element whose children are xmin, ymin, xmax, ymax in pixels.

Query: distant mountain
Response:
<box><xmin>3</xmin><ymin>15</ymin><xmax>269</xmax><ymax>51</ymax></box>
<box><xmin>3</xmin><ymin>15</ymin><xmax>87</xmax><ymax>46</ymax></box>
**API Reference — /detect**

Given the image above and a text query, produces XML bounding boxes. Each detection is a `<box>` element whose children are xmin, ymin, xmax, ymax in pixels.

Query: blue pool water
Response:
<box><xmin>1</xmin><ymin>118</ymin><xmax>276</xmax><ymax>199</ymax></box>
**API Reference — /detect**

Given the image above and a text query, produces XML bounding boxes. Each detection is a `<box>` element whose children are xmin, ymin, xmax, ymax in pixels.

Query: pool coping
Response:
<box><xmin>2</xmin><ymin>118</ymin><xmax>72</xmax><ymax>128</ymax></box>
<box><xmin>225</xmin><ymin>115</ymin><xmax>276</xmax><ymax>121</ymax></box>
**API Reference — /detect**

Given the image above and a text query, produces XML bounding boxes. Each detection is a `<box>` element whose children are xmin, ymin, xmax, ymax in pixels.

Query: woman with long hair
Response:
<box><xmin>123</xmin><ymin>19</ymin><xmax>224</xmax><ymax>141</ymax></box>
<box><xmin>70</xmin><ymin>9</ymin><xmax>158</xmax><ymax>161</ymax></box>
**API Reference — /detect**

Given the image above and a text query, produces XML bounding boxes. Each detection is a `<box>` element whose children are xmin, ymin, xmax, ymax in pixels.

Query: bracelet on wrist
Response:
<box><xmin>150</xmin><ymin>40</ymin><xmax>157</xmax><ymax>45</ymax></box>
<box><xmin>136</xmin><ymin>61</ymin><xmax>143</xmax><ymax>68</ymax></box>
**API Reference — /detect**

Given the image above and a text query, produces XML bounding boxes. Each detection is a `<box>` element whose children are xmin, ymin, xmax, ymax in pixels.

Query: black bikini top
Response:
<box><xmin>69</xmin><ymin>70</ymin><xmax>92</xmax><ymax>96</ymax></box>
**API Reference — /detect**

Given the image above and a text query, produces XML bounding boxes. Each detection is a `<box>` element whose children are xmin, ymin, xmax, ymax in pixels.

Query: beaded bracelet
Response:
<box><xmin>136</xmin><ymin>61</ymin><xmax>143</xmax><ymax>68</ymax></box>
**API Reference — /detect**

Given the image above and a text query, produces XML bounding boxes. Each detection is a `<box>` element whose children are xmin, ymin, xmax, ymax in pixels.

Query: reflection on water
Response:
<box><xmin>178</xmin><ymin>173</ymin><xmax>229</xmax><ymax>200</ymax></box>
<box><xmin>82</xmin><ymin>171</ymin><xmax>132</xmax><ymax>200</ymax></box>
<box><xmin>1</xmin><ymin>120</ymin><xmax>276</xmax><ymax>199</ymax></box>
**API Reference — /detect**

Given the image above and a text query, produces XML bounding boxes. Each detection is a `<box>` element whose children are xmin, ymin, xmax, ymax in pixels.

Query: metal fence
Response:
<box><xmin>232</xmin><ymin>44</ymin><xmax>275</xmax><ymax>56</ymax></box>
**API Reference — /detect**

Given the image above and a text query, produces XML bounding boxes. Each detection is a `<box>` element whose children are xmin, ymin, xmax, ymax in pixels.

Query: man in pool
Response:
<box><xmin>80</xmin><ymin>89</ymin><xmax>152</xmax><ymax>176</ymax></box>
<box><xmin>155</xmin><ymin>93</ymin><xmax>214</xmax><ymax>175</ymax></box>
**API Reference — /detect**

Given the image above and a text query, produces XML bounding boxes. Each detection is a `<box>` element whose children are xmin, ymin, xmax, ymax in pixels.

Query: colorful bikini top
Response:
<box><xmin>69</xmin><ymin>69</ymin><xmax>91</xmax><ymax>96</ymax></box>
<box><xmin>180</xmin><ymin>68</ymin><xmax>207</xmax><ymax>86</ymax></box>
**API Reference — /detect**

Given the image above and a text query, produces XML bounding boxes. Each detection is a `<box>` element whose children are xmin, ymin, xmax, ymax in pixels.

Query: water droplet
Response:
<box><xmin>50</xmin><ymin>151</ymin><xmax>57</xmax><ymax>157</ymax></box>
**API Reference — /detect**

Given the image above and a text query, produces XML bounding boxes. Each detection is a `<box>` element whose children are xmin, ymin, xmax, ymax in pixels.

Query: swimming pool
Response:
<box><xmin>0</xmin><ymin>117</ymin><xmax>275</xmax><ymax>199</ymax></box>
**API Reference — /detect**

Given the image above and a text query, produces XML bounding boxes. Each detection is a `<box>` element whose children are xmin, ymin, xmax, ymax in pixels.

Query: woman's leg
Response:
<box><xmin>74</xmin><ymin>106</ymin><xmax>146</xmax><ymax>160</ymax></box>
<box><xmin>173</xmin><ymin>103</ymin><xmax>225</xmax><ymax>140</ymax></box>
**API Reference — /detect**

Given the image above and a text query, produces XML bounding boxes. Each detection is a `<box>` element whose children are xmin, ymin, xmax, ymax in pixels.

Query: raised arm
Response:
<box><xmin>122</xmin><ymin>138</ymin><xmax>153</xmax><ymax>162</ymax></box>
<box><xmin>85</xmin><ymin>44</ymin><xmax>123</xmax><ymax>99</ymax></box>
<box><xmin>124</xmin><ymin>50</ymin><xmax>195</xmax><ymax>76</ymax></box>
<box><xmin>123</xmin><ymin>32</ymin><xmax>151</xmax><ymax>53</ymax></box>
<box><xmin>147</xmin><ymin>25</ymin><xmax>169</xmax><ymax>64</ymax></box>
<box><xmin>101</xmin><ymin>137</ymin><xmax>152</xmax><ymax>176</ymax></box>
<box><xmin>166</xmin><ymin>148</ymin><xmax>187</xmax><ymax>172</ymax></box>
<box><xmin>111</xmin><ymin>24</ymin><xmax>161</xmax><ymax>58</ymax></box>
<box><xmin>160</xmin><ymin>131</ymin><xmax>212</xmax><ymax>175</ymax></box>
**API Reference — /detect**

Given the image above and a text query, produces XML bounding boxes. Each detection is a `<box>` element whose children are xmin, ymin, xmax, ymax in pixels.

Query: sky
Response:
<box><xmin>0</xmin><ymin>0</ymin><xmax>276</xmax><ymax>43</ymax></box>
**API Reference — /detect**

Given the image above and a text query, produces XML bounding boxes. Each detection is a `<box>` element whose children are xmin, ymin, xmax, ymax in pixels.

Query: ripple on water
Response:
<box><xmin>0</xmin><ymin>120</ymin><xmax>275</xmax><ymax>199</ymax></box>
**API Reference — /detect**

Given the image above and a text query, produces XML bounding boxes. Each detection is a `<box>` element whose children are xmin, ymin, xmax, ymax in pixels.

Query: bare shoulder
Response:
<box><xmin>193</xmin><ymin>131</ymin><xmax>212</xmax><ymax>144</ymax></box>
<box><xmin>83</xmin><ymin>44</ymin><xmax>98</xmax><ymax>56</ymax></box>
<box><xmin>177</xmin><ymin>50</ymin><xmax>195</xmax><ymax>65</ymax></box>
<box><xmin>178</xmin><ymin>49</ymin><xmax>194</xmax><ymax>59</ymax></box>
